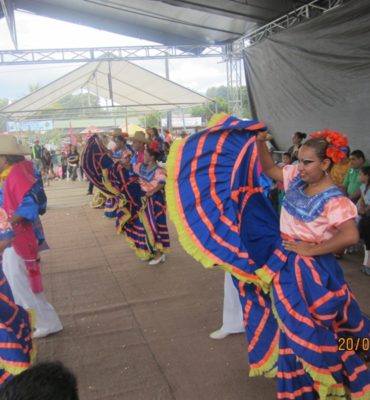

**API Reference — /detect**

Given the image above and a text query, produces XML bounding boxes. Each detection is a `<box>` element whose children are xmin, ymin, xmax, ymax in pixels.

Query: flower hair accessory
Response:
<box><xmin>309</xmin><ymin>129</ymin><xmax>349</xmax><ymax>164</ymax></box>
<box><xmin>148</xmin><ymin>140</ymin><xmax>161</xmax><ymax>153</ymax></box>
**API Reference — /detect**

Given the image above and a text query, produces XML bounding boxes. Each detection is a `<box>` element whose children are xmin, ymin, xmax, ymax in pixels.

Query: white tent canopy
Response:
<box><xmin>1</xmin><ymin>60</ymin><xmax>211</xmax><ymax>120</ymax></box>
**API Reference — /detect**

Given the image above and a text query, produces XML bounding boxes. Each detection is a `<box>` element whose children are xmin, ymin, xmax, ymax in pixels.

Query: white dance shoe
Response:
<box><xmin>148</xmin><ymin>254</ymin><xmax>166</xmax><ymax>265</ymax></box>
<box><xmin>33</xmin><ymin>327</ymin><xmax>63</xmax><ymax>339</ymax></box>
<box><xmin>209</xmin><ymin>329</ymin><xmax>230</xmax><ymax>340</ymax></box>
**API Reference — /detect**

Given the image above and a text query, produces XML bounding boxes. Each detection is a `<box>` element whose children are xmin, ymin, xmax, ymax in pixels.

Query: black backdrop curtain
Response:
<box><xmin>244</xmin><ymin>0</ymin><xmax>370</xmax><ymax>155</ymax></box>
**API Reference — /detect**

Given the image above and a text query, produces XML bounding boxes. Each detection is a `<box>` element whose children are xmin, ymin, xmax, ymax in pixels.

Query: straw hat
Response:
<box><xmin>0</xmin><ymin>136</ymin><xmax>31</xmax><ymax>155</ymax></box>
<box><xmin>131</xmin><ymin>131</ymin><xmax>150</xmax><ymax>144</ymax></box>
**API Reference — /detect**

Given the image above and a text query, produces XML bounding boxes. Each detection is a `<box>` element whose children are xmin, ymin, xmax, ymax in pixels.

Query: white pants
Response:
<box><xmin>3</xmin><ymin>247</ymin><xmax>63</xmax><ymax>333</ymax></box>
<box><xmin>221</xmin><ymin>272</ymin><xmax>244</xmax><ymax>334</ymax></box>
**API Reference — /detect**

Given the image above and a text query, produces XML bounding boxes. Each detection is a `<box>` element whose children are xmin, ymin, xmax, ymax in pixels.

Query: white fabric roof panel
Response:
<box><xmin>12</xmin><ymin>0</ymin><xmax>311</xmax><ymax>45</ymax></box>
<box><xmin>1</xmin><ymin>60</ymin><xmax>211</xmax><ymax>119</ymax></box>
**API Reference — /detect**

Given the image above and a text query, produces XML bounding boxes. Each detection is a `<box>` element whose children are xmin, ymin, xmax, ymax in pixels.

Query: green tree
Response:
<box><xmin>0</xmin><ymin>98</ymin><xmax>9</xmax><ymax>132</ymax></box>
<box><xmin>139</xmin><ymin>112</ymin><xmax>165</xmax><ymax>129</ymax></box>
<box><xmin>190</xmin><ymin>85</ymin><xmax>251</xmax><ymax>123</ymax></box>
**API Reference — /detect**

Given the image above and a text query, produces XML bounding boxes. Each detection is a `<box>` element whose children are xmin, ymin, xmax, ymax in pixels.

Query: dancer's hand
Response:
<box><xmin>256</xmin><ymin>131</ymin><xmax>273</xmax><ymax>142</ymax></box>
<box><xmin>282</xmin><ymin>240</ymin><xmax>316</xmax><ymax>256</ymax></box>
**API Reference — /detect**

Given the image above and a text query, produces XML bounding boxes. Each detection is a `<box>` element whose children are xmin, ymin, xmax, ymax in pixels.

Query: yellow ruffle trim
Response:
<box><xmin>166</xmin><ymin>140</ymin><xmax>261</xmax><ymax>288</ymax></box>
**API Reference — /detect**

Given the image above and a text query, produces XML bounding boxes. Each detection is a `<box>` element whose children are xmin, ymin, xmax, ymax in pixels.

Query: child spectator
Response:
<box><xmin>342</xmin><ymin>150</ymin><xmax>368</xmax><ymax>202</ymax></box>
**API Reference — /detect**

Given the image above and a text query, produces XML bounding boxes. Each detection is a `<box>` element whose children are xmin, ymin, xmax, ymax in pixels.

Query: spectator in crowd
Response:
<box><xmin>287</xmin><ymin>131</ymin><xmax>306</xmax><ymax>162</ymax></box>
<box><xmin>180</xmin><ymin>131</ymin><xmax>187</xmax><ymax>139</ymax></box>
<box><xmin>149</xmin><ymin>127</ymin><xmax>164</xmax><ymax>155</ymax></box>
<box><xmin>67</xmin><ymin>145</ymin><xmax>79</xmax><ymax>181</ymax></box>
<box><xmin>164</xmin><ymin>129</ymin><xmax>172</xmax><ymax>145</ymax></box>
<box><xmin>358</xmin><ymin>166</ymin><xmax>370</xmax><ymax>275</ymax></box>
<box><xmin>60</xmin><ymin>149</ymin><xmax>68</xmax><ymax>179</ymax></box>
<box><xmin>41</xmin><ymin>146</ymin><xmax>52</xmax><ymax>186</ymax></box>
<box><xmin>31</xmin><ymin>140</ymin><xmax>42</xmax><ymax>171</ymax></box>
<box><xmin>342</xmin><ymin>149</ymin><xmax>368</xmax><ymax>202</ymax></box>
<box><xmin>329</xmin><ymin>146</ymin><xmax>351</xmax><ymax>186</ymax></box>
<box><xmin>145</xmin><ymin>127</ymin><xmax>153</xmax><ymax>141</ymax></box>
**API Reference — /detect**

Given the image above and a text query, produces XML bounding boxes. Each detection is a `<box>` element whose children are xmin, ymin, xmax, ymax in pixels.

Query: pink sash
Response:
<box><xmin>2</xmin><ymin>161</ymin><xmax>43</xmax><ymax>293</ymax></box>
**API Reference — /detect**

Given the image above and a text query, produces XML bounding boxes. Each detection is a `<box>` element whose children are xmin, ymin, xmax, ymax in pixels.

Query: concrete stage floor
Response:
<box><xmin>36</xmin><ymin>180</ymin><xmax>370</xmax><ymax>400</ymax></box>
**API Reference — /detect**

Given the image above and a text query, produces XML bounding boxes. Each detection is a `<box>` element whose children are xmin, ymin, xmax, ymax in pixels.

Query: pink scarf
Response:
<box><xmin>2</xmin><ymin>160</ymin><xmax>43</xmax><ymax>293</ymax></box>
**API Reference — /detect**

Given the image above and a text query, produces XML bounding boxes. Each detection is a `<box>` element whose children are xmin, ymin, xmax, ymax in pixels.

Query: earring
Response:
<box><xmin>324</xmin><ymin>170</ymin><xmax>329</xmax><ymax>176</ymax></box>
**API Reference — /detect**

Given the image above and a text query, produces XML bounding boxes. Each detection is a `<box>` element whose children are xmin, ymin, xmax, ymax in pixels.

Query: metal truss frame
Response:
<box><xmin>224</xmin><ymin>44</ymin><xmax>243</xmax><ymax>117</ymax></box>
<box><xmin>226</xmin><ymin>0</ymin><xmax>349</xmax><ymax>117</ymax></box>
<box><xmin>234</xmin><ymin>0</ymin><xmax>348</xmax><ymax>50</ymax></box>
<box><xmin>0</xmin><ymin>0</ymin><xmax>349</xmax><ymax>119</ymax></box>
<box><xmin>0</xmin><ymin>44</ymin><xmax>225</xmax><ymax>65</ymax></box>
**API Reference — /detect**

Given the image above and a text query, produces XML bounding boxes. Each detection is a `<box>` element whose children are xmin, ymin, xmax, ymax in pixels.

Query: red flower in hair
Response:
<box><xmin>309</xmin><ymin>129</ymin><xmax>349</xmax><ymax>164</ymax></box>
<box><xmin>149</xmin><ymin>140</ymin><xmax>161</xmax><ymax>153</ymax></box>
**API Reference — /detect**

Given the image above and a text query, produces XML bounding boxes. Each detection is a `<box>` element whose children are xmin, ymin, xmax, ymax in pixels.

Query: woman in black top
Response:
<box><xmin>287</xmin><ymin>131</ymin><xmax>306</xmax><ymax>162</ymax></box>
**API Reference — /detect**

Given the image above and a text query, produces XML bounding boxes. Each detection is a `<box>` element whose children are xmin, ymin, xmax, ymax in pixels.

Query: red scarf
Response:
<box><xmin>2</xmin><ymin>160</ymin><xmax>43</xmax><ymax>293</ymax></box>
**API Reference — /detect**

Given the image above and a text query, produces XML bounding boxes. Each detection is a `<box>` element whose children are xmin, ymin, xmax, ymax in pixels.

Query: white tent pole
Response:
<box><xmin>108</xmin><ymin>61</ymin><xmax>114</xmax><ymax>107</ymax></box>
<box><xmin>165</xmin><ymin>58</ymin><xmax>172</xmax><ymax>132</ymax></box>
<box><xmin>181</xmin><ymin>108</ymin><xmax>185</xmax><ymax>130</ymax></box>
<box><xmin>125</xmin><ymin>107</ymin><xmax>128</xmax><ymax>132</ymax></box>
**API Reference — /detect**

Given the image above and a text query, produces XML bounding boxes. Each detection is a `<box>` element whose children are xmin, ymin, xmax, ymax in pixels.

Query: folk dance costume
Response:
<box><xmin>0</xmin><ymin>209</ymin><xmax>34</xmax><ymax>386</ymax></box>
<box><xmin>166</xmin><ymin>116</ymin><xmax>370</xmax><ymax>399</ymax></box>
<box><xmin>82</xmin><ymin>135</ymin><xmax>170</xmax><ymax>260</ymax></box>
<box><xmin>133</xmin><ymin>163</ymin><xmax>170</xmax><ymax>259</ymax></box>
<box><xmin>0</xmin><ymin>161</ymin><xmax>62</xmax><ymax>338</ymax></box>
<box><xmin>104</xmin><ymin>147</ymin><xmax>135</xmax><ymax>219</ymax></box>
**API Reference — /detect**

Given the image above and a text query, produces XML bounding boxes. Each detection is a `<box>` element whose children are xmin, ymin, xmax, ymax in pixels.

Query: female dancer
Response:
<box><xmin>133</xmin><ymin>147</ymin><xmax>170</xmax><ymax>265</ymax></box>
<box><xmin>256</xmin><ymin>128</ymin><xmax>369</xmax><ymax>399</ymax></box>
<box><xmin>166</xmin><ymin>117</ymin><xmax>369</xmax><ymax>399</ymax></box>
<box><xmin>82</xmin><ymin>135</ymin><xmax>170</xmax><ymax>262</ymax></box>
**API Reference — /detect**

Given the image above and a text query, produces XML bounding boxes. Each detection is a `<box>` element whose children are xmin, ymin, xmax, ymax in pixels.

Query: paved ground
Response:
<box><xmin>36</xmin><ymin>180</ymin><xmax>370</xmax><ymax>400</ymax></box>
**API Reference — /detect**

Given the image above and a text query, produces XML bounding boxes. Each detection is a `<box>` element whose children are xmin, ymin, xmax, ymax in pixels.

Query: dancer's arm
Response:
<box><xmin>282</xmin><ymin>219</ymin><xmax>359</xmax><ymax>256</ymax></box>
<box><xmin>256</xmin><ymin>131</ymin><xmax>283</xmax><ymax>183</ymax></box>
<box><xmin>146</xmin><ymin>183</ymin><xmax>165</xmax><ymax>197</ymax></box>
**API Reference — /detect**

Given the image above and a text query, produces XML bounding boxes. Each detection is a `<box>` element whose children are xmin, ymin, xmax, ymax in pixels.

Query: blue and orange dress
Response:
<box><xmin>133</xmin><ymin>163</ymin><xmax>170</xmax><ymax>257</ymax></box>
<box><xmin>81</xmin><ymin>135</ymin><xmax>162</xmax><ymax>260</ymax></box>
<box><xmin>166</xmin><ymin>116</ymin><xmax>370</xmax><ymax>399</ymax></box>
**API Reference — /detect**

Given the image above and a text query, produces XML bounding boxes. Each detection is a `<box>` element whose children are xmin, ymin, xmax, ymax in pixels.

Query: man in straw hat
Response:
<box><xmin>130</xmin><ymin>131</ymin><xmax>149</xmax><ymax>165</ymax></box>
<box><xmin>0</xmin><ymin>136</ymin><xmax>63</xmax><ymax>339</ymax></box>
